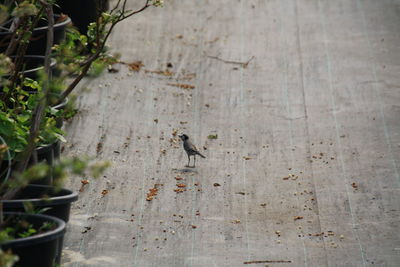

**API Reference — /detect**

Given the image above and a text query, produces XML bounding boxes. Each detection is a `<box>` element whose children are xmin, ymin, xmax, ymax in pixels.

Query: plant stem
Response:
<box><xmin>18</xmin><ymin>1</ymin><xmax>54</xmax><ymax>171</ymax></box>
<box><xmin>55</xmin><ymin>0</ymin><xmax>152</xmax><ymax>105</ymax></box>
<box><xmin>4</xmin><ymin>2</ymin><xmax>55</xmax><ymax>200</ymax></box>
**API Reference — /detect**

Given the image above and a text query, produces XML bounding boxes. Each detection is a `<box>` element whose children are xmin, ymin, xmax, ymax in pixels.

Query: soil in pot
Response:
<box><xmin>0</xmin><ymin>212</ymin><xmax>66</xmax><ymax>267</ymax></box>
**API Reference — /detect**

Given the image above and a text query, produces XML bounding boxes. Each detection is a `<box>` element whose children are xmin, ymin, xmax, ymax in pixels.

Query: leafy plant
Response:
<box><xmin>0</xmin><ymin>0</ymin><xmax>162</xmax><ymax>168</ymax></box>
<box><xmin>0</xmin><ymin>214</ymin><xmax>56</xmax><ymax>241</ymax></box>
<box><xmin>0</xmin><ymin>249</ymin><xmax>19</xmax><ymax>267</ymax></box>
<box><xmin>0</xmin><ymin>0</ymin><xmax>160</xmax><ymax>256</ymax></box>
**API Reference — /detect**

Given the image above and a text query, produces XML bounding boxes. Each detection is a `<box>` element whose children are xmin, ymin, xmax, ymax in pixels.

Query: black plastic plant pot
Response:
<box><xmin>11</xmin><ymin>55</ymin><xmax>57</xmax><ymax>80</ymax></box>
<box><xmin>0</xmin><ymin>141</ymin><xmax>63</xmax><ymax>185</ymax></box>
<box><xmin>0</xmin><ymin>55</ymin><xmax>57</xmax><ymax>94</ymax></box>
<box><xmin>0</xmin><ymin>14</ymin><xmax>71</xmax><ymax>55</ymax></box>
<box><xmin>0</xmin><ymin>212</ymin><xmax>66</xmax><ymax>267</ymax></box>
<box><xmin>28</xmin><ymin>141</ymin><xmax>61</xmax><ymax>185</ymax></box>
<box><xmin>35</xmin><ymin>140</ymin><xmax>60</xmax><ymax>164</ymax></box>
<box><xmin>1</xmin><ymin>184</ymin><xmax>78</xmax><ymax>222</ymax></box>
<box><xmin>56</xmin><ymin>0</ymin><xmax>108</xmax><ymax>34</ymax></box>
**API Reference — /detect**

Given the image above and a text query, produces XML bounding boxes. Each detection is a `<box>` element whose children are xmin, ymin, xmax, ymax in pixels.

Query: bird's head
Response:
<box><xmin>179</xmin><ymin>134</ymin><xmax>189</xmax><ymax>141</ymax></box>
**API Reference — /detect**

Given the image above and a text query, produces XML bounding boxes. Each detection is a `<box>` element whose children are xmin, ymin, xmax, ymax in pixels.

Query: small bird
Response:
<box><xmin>179</xmin><ymin>134</ymin><xmax>205</xmax><ymax>168</ymax></box>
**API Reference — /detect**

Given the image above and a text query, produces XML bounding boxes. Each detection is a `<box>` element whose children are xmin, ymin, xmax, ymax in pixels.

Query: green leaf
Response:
<box><xmin>12</xmin><ymin>2</ymin><xmax>38</xmax><ymax>17</ymax></box>
<box><xmin>207</xmin><ymin>134</ymin><xmax>218</xmax><ymax>139</ymax></box>
<box><xmin>23</xmin><ymin>202</ymin><xmax>34</xmax><ymax>213</ymax></box>
<box><xmin>23</xmin><ymin>78</ymin><xmax>40</xmax><ymax>90</ymax></box>
<box><xmin>53</xmin><ymin>132</ymin><xmax>67</xmax><ymax>143</ymax></box>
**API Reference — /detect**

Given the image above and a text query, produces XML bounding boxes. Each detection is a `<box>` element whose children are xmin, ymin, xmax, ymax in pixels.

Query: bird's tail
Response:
<box><xmin>197</xmin><ymin>152</ymin><xmax>206</xmax><ymax>158</ymax></box>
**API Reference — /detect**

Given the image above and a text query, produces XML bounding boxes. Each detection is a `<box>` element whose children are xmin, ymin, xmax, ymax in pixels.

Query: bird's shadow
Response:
<box><xmin>176</xmin><ymin>168</ymin><xmax>198</xmax><ymax>173</ymax></box>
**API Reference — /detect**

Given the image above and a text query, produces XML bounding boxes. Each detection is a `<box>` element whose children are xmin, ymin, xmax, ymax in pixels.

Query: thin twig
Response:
<box><xmin>207</xmin><ymin>55</ymin><xmax>255</xmax><ymax>68</ymax></box>
<box><xmin>43</xmin><ymin>4</ymin><xmax>54</xmax><ymax>76</ymax></box>
<box><xmin>110</xmin><ymin>0</ymin><xmax>123</xmax><ymax>14</ymax></box>
<box><xmin>122</xmin><ymin>0</ymin><xmax>151</xmax><ymax>20</ymax></box>
<box><xmin>4</xmin><ymin>18</ymin><xmax>21</xmax><ymax>56</ymax></box>
<box><xmin>6</xmin><ymin>7</ymin><xmax>45</xmax><ymax>95</ymax></box>
<box><xmin>243</xmin><ymin>260</ymin><xmax>292</xmax><ymax>264</ymax></box>
<box><xmin>55</xmin><ymin>0</ymin><xmax>152</xmax><ymax>105</ymax></box>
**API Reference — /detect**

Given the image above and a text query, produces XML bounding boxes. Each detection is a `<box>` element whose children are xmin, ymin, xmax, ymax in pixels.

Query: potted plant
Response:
<box><xmin>0</xmin><ymin>212</ymin><xmax>66</xmax><ymax>267</ymax></box>
<box><xmin>0</xmin><ymin>132</ymin><xmax>110</xmax><ymax>265</ymax></box>
<box><xmin>0</xmin><ymin>0</ymin><xmax>163</xmax><ymax>265</ymax></box>
<box><xmin>0</xmin><ymin>2</ymin><xmax>71</xmax><ymax>56</ymax></box>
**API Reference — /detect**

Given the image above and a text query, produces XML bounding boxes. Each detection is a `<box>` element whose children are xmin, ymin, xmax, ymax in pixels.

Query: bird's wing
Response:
<box><xmin>188</xmin><ymin>142</ymin><xmax>199</xmax><ymax>152</ymax></box>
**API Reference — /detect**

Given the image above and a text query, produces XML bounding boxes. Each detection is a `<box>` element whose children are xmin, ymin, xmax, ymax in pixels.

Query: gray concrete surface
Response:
<box><xmin>62</xmin><ymin>0</ymin><xmax>400</xmax><ymax>266</ymax></box>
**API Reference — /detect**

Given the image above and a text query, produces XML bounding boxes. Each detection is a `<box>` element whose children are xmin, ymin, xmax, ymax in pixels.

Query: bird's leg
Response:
<box><xmin>186</xmin><ymin>154</ymin><xmax>190</xmax><ymax>167</ymax></box>
<box><xmin>193</xmin><ymin>155</ymin><xmax>196</xmax><ymax>168</ymax></box>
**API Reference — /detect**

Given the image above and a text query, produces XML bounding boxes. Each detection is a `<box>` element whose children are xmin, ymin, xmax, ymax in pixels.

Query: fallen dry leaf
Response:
<box><xmin>167</xmin><ymin>83</ymin><xmax>195</xmax><ymax>89</ymax></box>
<box><xmin>294</xmin><ymin>216</ymin><xmax>304</xmax><ymax>221</ymax></box>
<box><xmin>146</xmin><ymin>69</ymin><xmax>173</xmax><ymax>76</ymax></box>
<box><xmin>174</xmin><ymin>188</ymin><xmax>186</xmax><ymax>193</ymax></box>
<box><xmin>146</xmin><ymin>186</ymin><xmax>159</xmax><ymax>201</ymax></box>
<box><xmin>213</xmin><ymin>183</ymin><xmax>221</xmax><ymax>187</ymax></box>
<box><xmin>81</xmin><ymin>179</ymin><xmax>89</xmax><ymax>185</ymax></box>
<box><xmin>101</xmin><ymin>189</ymin><xmax>109</xmax><ymax>196</ymax></box>
<box><xmin>351</xmin><ymin>182</ymin><xmax>358</xmax><ymax>189</ymax></box>
<box><xmin>308</xmin><ymin>232</ymin><xmax>324</xmax><ymax>237</ymax></box>
<box><xmin>176</xmin><ymin>183</ymin><xmax>186</xmax><ymax>188</ymax></box>
<box><xmin>175</xmin><ymin>176</ymin><xmax>183</xmax><ymax>181</ymax></box>
<box><xmin>128</xmin><ymin>61</ymin><xmax>144</xmax><ymax>72</ymax></box>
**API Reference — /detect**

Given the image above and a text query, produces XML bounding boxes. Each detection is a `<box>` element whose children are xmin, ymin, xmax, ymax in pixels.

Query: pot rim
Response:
<box><xmin>33</xmin><ymin>14</ymin><xmax>71</xmax><ymax>32</ymax></box>
<box><xmin>51</xmin><ymin>97</ymin><xmax>68</xmax><ymax>110</ymax></box>
<box><xmin>0</xmin><ymin>14</ymin><xmax>71</xmax><ymax>35</ymax></box>
<box><xmin>1</xmin><ymin>184</ymin><xmax>79</xmax><ymax>207</ymax></box>
<box><xmin>35</xmin><ymin>139</ymin><xmax>60</xmax><ymax>154</ymax></box>
<box><xmin>9</xmin><ymin>55</ymin><xmax>57</xmax><ymax>76</ymax></box>
<box><xmin>0</xmin><ymin>212</ymin><xmax>66</xmax><ymax>248</ymax></box>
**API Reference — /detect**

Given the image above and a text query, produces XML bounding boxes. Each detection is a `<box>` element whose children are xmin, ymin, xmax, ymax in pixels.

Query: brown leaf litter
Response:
<box><xmin>167</xmin><ymin>83</ymin><xmax>195</xmax><ymax>89</ymax></box>
<box><xmin>146</xmin><ymin>186</ymin><xmax>159</xmax><ymax>201</ymax></box>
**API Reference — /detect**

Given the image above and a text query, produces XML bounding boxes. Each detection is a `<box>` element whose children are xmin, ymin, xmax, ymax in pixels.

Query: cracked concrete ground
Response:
<box><xmin>62</xmin><ymin>0</ymin><xmax>400</xmax><ymax>266</ymax></box>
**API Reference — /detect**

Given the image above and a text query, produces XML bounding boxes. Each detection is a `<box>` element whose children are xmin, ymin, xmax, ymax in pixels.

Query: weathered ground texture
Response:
<box><xmin>62</xmin><ymin>0</ymin><xmax>400</xmax><ymax>266</ymax></box>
